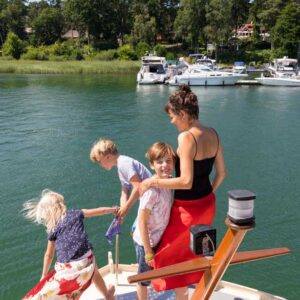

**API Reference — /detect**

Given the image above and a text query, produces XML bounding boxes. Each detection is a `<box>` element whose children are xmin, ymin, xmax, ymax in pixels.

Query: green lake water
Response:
<box><xmin>0</xmin><ymin>74</ymin><xmax>299</xmax><ymax>299</ymax></box>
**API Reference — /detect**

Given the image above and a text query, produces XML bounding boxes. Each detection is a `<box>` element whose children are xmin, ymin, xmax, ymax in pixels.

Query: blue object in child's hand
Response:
<box><xmin>105</xmin><ymin>217</ymin><xmax>121</xmax><ymax>244</ymax></box>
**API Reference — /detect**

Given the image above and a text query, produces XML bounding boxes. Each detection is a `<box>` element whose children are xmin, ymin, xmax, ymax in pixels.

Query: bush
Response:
<box><xmin>92</xmin><ymin>49</ymin><xmax>118</xmax><ymax>61</ymax></box>
<box><xmin>245</xmin><ymin>49</ymin><xmax>274</xmax><ymax>64</ymax></box>
<box><xmin>22</xmin><ymin>45</ymin><xmax>49</xmax><ymax>60</ymax></box>
<box><xmin>2</xmin><ymin>32</ymin><xmax>25</xmax><ymax>59</ymax></box>
<box><xmin>135</xmin><ymin>42</ymin><xmax>150</xmax><ymax>58</ymax></box>
<box><xmin>117</xmin><ymin>44</ymin><xmax>138</xmax><ymax>60</ymax></box>
<box><xmin>154</xmin><ymin>44</ymin><xmax>167</xmax><ymax>57</ymax></box>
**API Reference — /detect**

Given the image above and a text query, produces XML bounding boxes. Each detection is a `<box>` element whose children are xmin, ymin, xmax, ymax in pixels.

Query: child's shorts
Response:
<box><xmin>134</xmin><ymin>242</ymin><xmax>153</xmax><ymax>286</ymax></box>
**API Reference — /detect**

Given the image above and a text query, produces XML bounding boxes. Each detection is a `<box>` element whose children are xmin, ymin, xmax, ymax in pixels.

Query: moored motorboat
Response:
<box><xmin>255</xmin><ymin>56</ymin><xmax>300</xmax><ymax>86</ymax></box>
<box><xmin>232</xmin><ymin>61</ymin><xmax>247</xmax><ymax>74</ymax></box>
<box><xmin>137</xmin><ymin>54</ymin><xmax>168</xmax><ymax>84</ymax></box>
<box><xmin>167</xmin><ymin>64</ymin><xmax>247</xmax><ymax>86</ymax></box>
<box><xmin>256</xmin><ymin>75</ymin><xmax>300</xmax><ymax>86</ymax></box>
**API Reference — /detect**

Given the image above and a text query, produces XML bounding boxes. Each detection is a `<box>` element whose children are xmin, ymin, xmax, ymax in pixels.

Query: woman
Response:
<box><xmin>140</xmin><ymin>84</ymin><xmax>226</xmax><ymax>299</ymax></box>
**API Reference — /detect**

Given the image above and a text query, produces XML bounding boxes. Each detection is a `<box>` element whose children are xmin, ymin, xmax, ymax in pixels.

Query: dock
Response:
<box><xmin>236</xmin><ymin>80</ymin><xmax>261</xmax><ymax>85</ymax></box>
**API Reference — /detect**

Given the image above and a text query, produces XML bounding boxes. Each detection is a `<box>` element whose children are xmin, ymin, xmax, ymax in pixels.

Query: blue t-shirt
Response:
<box><xmin>117</xmin><ymin>155</ymin><xmax>152</xmax><ymax>190</ymax></box>
<box><xmin>48</xmin><ymin>209</ymin><xmax>92</xmax><ymax>263</ymax></box>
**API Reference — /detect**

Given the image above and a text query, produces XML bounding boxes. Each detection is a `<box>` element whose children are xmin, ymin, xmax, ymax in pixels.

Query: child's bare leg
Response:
<box><xmin>174</xmin><ymin>287</ymin><xmax>188</xmax><ymax>300</ymax></box>
<box><xmin>136</xmin><ymin>283</ymin><xmax>147</xmax><ymax>300</ymax></box>
<box><xmin>92</xmin><ymin>266</ymin><xmax>115</xmax><ymax>300</ymax></box>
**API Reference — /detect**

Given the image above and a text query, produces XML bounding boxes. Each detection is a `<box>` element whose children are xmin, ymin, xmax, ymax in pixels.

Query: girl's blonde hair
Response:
<box><xmin>90</xmin><ymin>138</ymin><xmax>118</xmax><ymax>162</ymax></box>
<box><xmin>22</xmin><ymin>189</ymin><xmax>67</xmax><ymax>233</ymax></box>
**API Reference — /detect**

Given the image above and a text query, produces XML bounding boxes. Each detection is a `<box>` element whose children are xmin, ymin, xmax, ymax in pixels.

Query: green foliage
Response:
<box><xmin>117</xmin><ymin>44</ymin><xmax>138</xmax><ymax>60</ymax></box>
<box><xmin>0</xmin><ymin>0</ymin><xmax>26</xmax><ymax>40</ymax></box>
<box><xmin>272</xmin><ymin>3</ymin><xmax>300</xmax><ymax>58</ymax></box>
<box><xmin>1</xmin><ymin>0</ymin><xmax>298</xmax><ymax>62</ymax></box>
<box><xmin>174</xmin><ymin>0</ymin><xmax>206</xmax><ymax>48</ymax></box>
<box><xmin>22</xmin><ymin>45</ymin><xmax>49</xmax><ymax>60</ymax></box>
<box><xmin>2</xmin><ymin>31</ymin><xmax>25</xmax><ymax>59</ymax></box>
<box><xmin>131</xmin><ymin>14</ymin><xmax>157</xmax><ymax>46</ymax></box>
<box><xmin>135</xmin><ymin>41</ymin><xmax>151</xmax><ymax>58</ymax></box>
<box><xmin>154</xmin><ymin>44</ymin><xmax>167</xmax><ymax>57</ymax></box>
<box><xmin>91</xmin><ymin>49</ymin><xmax>118</xmax><ymax>61</ymax></box>
<box><xmin>245</xmin><ymin>49</ymin><xmax>274</xmax><ymax>64</ymax></box>
<box><xmin>32</xmin><ymin>7</ymin><xmax>64</xmax><ymax>45</ymax></box>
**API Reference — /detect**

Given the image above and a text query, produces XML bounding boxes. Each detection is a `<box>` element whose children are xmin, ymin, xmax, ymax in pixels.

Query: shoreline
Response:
<box><xmin>0</xmin><ymin>60</ymin><xmax>140</xmax><ymax>74</ymax></box>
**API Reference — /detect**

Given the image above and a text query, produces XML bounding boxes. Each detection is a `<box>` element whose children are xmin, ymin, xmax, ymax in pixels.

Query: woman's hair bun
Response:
<box><xmin>178</xmin><ymin>84</ymin><xmax>191</xmax><ymax>93</ymax></box>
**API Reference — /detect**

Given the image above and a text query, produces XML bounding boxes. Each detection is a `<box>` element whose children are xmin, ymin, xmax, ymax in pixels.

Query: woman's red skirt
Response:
<box><xmin>152</xmin><ymin>192</ymin><xmax>216</xmax><ymax>291</ymax></box>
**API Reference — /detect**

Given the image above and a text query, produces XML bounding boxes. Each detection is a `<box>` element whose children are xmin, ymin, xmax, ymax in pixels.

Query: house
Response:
<box><xmin>234</xmin><ymin>23</ymin><xmax>253</xmax><ymax>39</ymax></box>
<box><xmin>62</xmin><ymin>30</ymin><xmax>80</xmax><ymax>39</ymax></box>
<box><xmin>233</xmin><ymin>23</ymin><xmax>270</xmax><ymax>41</ymax></box>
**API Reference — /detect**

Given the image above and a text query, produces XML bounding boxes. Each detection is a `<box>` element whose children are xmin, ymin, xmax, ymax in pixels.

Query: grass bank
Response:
<box><xmin>0</xmin><ymin>60</ymin><xmax>140</xmax><ymax>74</ymax></box>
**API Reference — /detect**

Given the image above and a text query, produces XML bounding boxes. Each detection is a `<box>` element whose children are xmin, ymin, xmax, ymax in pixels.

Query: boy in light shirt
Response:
<box><xmin>90</xmin><ymin>138</ymin><xmax>152</xmax><ymax>218</ymax></box>
<box><xmin>132</xmin><ymin>142</ymin><xmax>176</xmax><ymax>300</ymax></box>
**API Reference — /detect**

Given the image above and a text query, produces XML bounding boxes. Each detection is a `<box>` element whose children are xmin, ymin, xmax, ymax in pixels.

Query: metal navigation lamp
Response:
<box><xmin>227</xmin><ymin>189</ymin><xmax>255</xmax><ymax>225</ymax></box>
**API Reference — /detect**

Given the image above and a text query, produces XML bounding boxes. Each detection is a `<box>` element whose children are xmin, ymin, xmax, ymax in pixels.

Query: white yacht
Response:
<box><xmin>167</xmin><ymin>64</ymin><xmax>247</xmax><ymax>86</ymax></box>
<box><xmin>195</xmin><ymin>58</ymin><xmax>218</xmax><ymax>70</ymax></box>
<box><xmin>137</xmin><ymin>55</ymin><xmax>168</xmax><ymax>84</ymax></box>
<box><xmin>232</xmin><ymin>61</ymin><xmax>247</xmax><ymax>74</ymax></box>
<box><xmin>256</xmin><ymin>57</ymin><xmax>300</xmax><ymax>86</ymax></box>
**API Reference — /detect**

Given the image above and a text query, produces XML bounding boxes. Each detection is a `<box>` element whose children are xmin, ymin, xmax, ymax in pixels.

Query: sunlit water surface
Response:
<box><xmin>0</xmin><ymin>74</ymin><xmax>299</xmax><ymax>299</ymax></box>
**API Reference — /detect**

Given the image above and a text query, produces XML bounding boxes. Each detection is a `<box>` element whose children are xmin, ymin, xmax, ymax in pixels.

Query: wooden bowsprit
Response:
<box><xmin>128</xmin><ymin>218</ymin><xmax>290</xmax><ymax>299</ymax></box>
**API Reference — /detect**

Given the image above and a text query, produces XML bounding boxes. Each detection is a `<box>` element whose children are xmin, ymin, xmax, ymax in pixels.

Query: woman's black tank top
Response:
<box><xmin>174</xmin><ymin>130</ymin><xmax>218</xmax><ymax>200</ymax></box>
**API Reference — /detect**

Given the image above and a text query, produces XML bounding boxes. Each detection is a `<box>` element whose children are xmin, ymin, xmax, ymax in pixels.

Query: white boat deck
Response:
<box><xmin>80</xmin><ymin>263</ymin><xmax>286</xmax><ymax>300</ymax></box>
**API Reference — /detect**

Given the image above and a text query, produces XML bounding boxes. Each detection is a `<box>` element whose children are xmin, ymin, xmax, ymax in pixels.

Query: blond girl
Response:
<box><xmin>22</xmin><ymin>189</ymin><xmax>116</xmax><ymax>300</ymax></box>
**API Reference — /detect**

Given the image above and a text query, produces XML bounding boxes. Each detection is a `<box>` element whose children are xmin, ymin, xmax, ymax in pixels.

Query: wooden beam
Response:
<box><xmin>231</xmin><ymin>247</ymin><xmax>291</xmax><ymax>265</ymax></box>
<box><xmin>128</xmin><ymin>256</ymin><xmax>211</xmax><ymax>284</ymax></box>
<box><xmin>127</xmin><ymin>247</ymin><xmax>290</xmax><ymax>284</ymax></box>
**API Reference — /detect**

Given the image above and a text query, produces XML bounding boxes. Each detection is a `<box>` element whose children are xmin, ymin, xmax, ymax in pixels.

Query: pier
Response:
<box><xmin>236</xmin><ymin>79</ymin><xmax>261</xmax><ymax>85</ymax></box>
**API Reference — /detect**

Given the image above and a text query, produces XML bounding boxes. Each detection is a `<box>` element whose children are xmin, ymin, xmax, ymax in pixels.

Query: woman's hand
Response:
<box><xmin>139</xmin><ymin>178</ymin><xmax>155</xmax><ymax>195</ymax></box>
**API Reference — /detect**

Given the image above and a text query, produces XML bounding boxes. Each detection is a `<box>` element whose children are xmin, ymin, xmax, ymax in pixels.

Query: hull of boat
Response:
<box><xmin>168</xmin><ymin>74</ymin><xmax>245</xmax><ymax>86</ymax></box>
<box><xmin>137</xmin><ymin>72</ymin><xmax>167</xmax><ymax>84</ymax></box>
<box><xmin>256</xmin><ymin>77</ymin><xmax>300</xmax><ymax>86</ymax></box>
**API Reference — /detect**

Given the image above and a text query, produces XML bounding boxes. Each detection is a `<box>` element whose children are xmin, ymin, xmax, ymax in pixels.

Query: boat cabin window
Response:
<box><xmin>148</xmin><ymin>64</ymin><xmax>165</xmax><ymax>74</ymax></box>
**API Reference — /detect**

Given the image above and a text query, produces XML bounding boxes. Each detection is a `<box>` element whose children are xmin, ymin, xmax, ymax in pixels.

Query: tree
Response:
<box><xmin>32</xmin><ymin>7</ymin><xmax>64</xmax><ymax>45</ymax></box>
<box><xmin>26</xmin><ymin>0</ymin><xmax>49</xmax><ymax>26</ymax></box>
<box><xmin>250</xmin><ymin>0</ymin><xmax>288</xmax><ymax>46</ymax></box>
<box><xmin>0</xmin><ymin>0</ymin><xmax>26</xmax><ymax>43</ymax></box>
<box><xmin>205</xmin><ymin>0</ymin><xmax>233</xmax><ymax>59</ymax></box>
<box><xmin>112</xmin><ymin>0</ymin><xmax>133</xmax><ymax>45</ymax></box>
<box><xmin>231</xmin><ymin>0</ymin><xmax>250</xmax><ymax>36</ymax></box>
<box><xmin>2</xmin><ymin>31</ymin><xmax>24</xmax><ymax>58</ymax></box>
<box><xmin>272</xmin><ymin>2</ymin><xmax>300</xmax><ymax>57</ymax></box>
<box><xmin>131</xmin><ymin>0</ymin><xmax>179</xmax><ymax>44</ymax></box>
<box><xmin>131</xmin><ymin>13</ymin><xmax>157</xmax><ymax>46</ymax></box>
<box><xmin>173</xmin><ymin>0</ymin><xmax>206</xmax><ymax>50</ymax></box>
<box><xmin>64</xmin><ymin>0</ymin><xmax>121</xmax><ymax>46</ymax></box>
